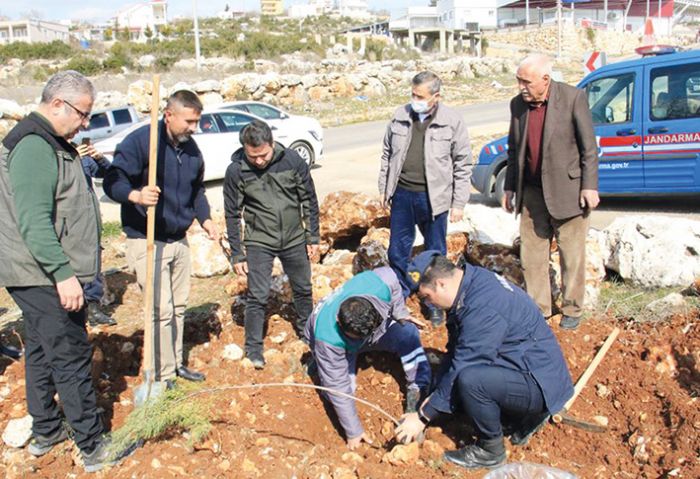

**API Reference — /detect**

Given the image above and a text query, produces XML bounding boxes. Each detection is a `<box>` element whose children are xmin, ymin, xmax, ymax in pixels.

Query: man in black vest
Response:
<box><xmin>0</xmin><ymin>71</ymin><xmax>134</xmax><ymax>472</ymax></box>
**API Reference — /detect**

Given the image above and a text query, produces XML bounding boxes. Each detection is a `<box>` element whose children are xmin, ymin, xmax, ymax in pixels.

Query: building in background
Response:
<box><xmin>289</xmin><ymin>0</ymin><xmax>371</xmax><ymax>19</ymax></box>
<box><xmin>0</xmin><ymin>19</ymin><xmax>71</xmax><ymax>44</ymax></box>
<box><xmin>337</xmin><ymin>0</ymin><xmax>371</xmax><ymax>19</ymax></box>
<box><xmin>113</xmin><ymin>0</ymin><xmax>168</xmax><ymax>42</ymax></box>
<box><xmin>261</xmin><ymin>0</ymin><xmax>285</xmax><ymax>16</ymax></box>
<box><xmin>289</xmin><ymin>3</ymin><xmax>321</xmax><ymax>18</ymax></box>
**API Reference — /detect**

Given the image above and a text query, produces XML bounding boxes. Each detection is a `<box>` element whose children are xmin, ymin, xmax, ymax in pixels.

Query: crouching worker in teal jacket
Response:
<box><xmin>305</xmin><ymin>266</ymin><xmax>432</xmax><ymax>450</ymax></box>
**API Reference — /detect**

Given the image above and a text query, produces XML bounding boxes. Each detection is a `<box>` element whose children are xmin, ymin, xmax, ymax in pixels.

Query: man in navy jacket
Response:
<box><xmin>104</xmin><ymin>90</ymin><xmax>217</xmax><ymax>383</ymax></box>
<box><xmin>395</xmin><ymin>251</ymin><xmax>574</xmax><ymax>469</ymax></box>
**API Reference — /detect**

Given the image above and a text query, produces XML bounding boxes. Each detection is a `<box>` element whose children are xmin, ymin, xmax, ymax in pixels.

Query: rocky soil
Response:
<box><xmin>0</xmin><ymin>194</ymin><xmax>698</xmax><ymax>478</ymax></box>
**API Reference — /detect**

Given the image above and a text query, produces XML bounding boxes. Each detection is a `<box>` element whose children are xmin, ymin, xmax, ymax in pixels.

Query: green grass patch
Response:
<box><xmin>102</xmin><ymin>221</ymin><xmax>123</xmax><ymax>240</ymax></box>
<box><xmin>593</xmin><ymin>278</ymin><xmax>699</xmax><ymax>322</ymax></box>
<box><xmin>108</xmin><ymin>380</ymin><xmax>212</xmax><ymax>459</ymax></box>
<box><xmin>0</xmin><ymin>40</ymin><xmax>75</xmax><ymax>63</ymax></box>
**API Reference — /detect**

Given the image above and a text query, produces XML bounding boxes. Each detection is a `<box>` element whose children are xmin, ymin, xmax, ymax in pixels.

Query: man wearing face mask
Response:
<box><xmin>378</xmin><ymin>71</ymin><xmax>472</xmax><ymax>326</ymax></box>
<box><xmin>501</xmin><ymin>54</ymin><xmax>599</xmax><ymax>331</ymax></box>
<box><xmin>104</xmin><ymin>90</ymin><xmax>218</xmax><ymax>384</ymax></box>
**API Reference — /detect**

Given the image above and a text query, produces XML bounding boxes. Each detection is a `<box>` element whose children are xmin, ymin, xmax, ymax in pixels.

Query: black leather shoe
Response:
<box><xmin>0</xmin><ymin>343</ymin><xmax>22</xmax><ymax>360</ymax></box>
<box><xmin>560</xmin><ymin>315</ymin><xmax>581</xmax><ymax>330</ymax></box>
<box><xmin>510</xmin><ymin>412</ymin><xmax>550</xmax><ymax>446</ymax></box>
<box><xmin>87</xmin><ymin>302</ymin><xmax>116</xmax><ymax>327</ymax></box>
<box><xmin>443</xmin><ymin>441</ymin><xmax>506</xmax><ymax>470</ymax></box>
<box><xmin>176</xmin><ymin>366</ymin><xmax>205</xmax><ymax>382</ymax></box>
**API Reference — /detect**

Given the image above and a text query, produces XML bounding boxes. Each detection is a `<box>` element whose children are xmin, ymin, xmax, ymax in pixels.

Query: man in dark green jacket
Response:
<box><xmin>224</xmin><ymin>119</ymin><xmax>320</xmax><ymax>369</ymax></box>
<box><xmin>0</xmin><ymin>71</ymin><xmax>134</xmax><ymax>472</ymax></box>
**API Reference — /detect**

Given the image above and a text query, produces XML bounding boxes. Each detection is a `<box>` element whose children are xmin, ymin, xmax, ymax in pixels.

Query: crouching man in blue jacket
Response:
<box><xmin>305</xmin><ymin>266</ymin><xmax>431</xmax><ymax>450</ymax></box>
<box><xmin>395</xmin><ymin>251</ymin><xmax>574</xmax><ymax>469</ymax></box>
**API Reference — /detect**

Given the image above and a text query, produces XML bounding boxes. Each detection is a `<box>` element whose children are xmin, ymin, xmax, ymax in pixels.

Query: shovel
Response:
<box><xmin>134</xmin><ymin>74</ymin><xmax>168</xmax><ymax>407</ymax></box>
<box><xmin>551</xmin><ymin>327</ymin><xmax>621</xmax><ymax>432</ymax></box>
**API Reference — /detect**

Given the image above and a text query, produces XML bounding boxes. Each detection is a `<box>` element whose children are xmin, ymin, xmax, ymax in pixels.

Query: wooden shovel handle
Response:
<box><xmin>142</xmin><ymin>75</ymin><xmax>160</xmax><ymax>381</ymax></box>
<box><xmin>554</xmin><ymin>326</ymin><xmax>620</xmax><ymax>422</ymax></box>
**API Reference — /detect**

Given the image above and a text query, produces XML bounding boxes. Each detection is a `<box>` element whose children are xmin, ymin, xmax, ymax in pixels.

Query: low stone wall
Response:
<box><xmin>0</xmin><ymin>55</ymin><xmax>516</xmax><ymax>139</ymax></box>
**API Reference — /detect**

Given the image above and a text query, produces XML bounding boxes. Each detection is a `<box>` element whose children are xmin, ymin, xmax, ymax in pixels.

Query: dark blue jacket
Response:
<box><xmin>423</xmin><ymin>263</ymin><xmax>574</xmax><ymax>419</ymax></box>
<box><xmin>103</xmin><ymin>120</ymin><xmax>211</xmax><ymax>242</ymax></box>
<box><xmin>81</xmin><ymin>155</ymin><xmax>111</xmax><ymax>192</ymax></box>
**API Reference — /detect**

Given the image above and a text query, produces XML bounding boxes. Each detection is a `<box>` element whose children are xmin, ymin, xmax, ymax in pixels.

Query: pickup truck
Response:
<box><xmin>472</xmin><ymin>47</ymin><xmax>700</xmax><ymax>204</ymax></box>
<box><xmin>73</xmin><ymin>105</ymin><xmax>141</xmax><ymax>144</ymax></box>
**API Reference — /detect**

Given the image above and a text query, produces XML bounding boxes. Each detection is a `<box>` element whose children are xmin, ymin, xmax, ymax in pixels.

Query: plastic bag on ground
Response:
<box><xmin>484</xmin><ymin>462</ymin><xmax>577</xmax><ymax>479</ymax></box>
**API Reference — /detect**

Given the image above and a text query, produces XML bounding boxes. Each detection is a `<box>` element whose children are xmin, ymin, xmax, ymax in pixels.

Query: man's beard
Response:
<box><xmin>175</xmin><ymin>132</ymin><xmax>192</xmax><ymax>143</ymax></box>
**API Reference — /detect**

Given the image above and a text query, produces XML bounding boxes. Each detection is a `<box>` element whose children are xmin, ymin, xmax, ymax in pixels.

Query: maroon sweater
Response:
<box><xmin>525</xmin><ymin>99</ymin><xmax>548</xmax><ymax>186</ymax></box>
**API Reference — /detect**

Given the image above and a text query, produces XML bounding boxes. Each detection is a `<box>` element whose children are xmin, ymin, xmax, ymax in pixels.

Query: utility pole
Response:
<box><xmin>604</xmin><ymin>0</ymin><xmax>608</xmax><ymax>28</ymax></box>
<box><xmin>193</xmin><ymin>0</ymin><xmax>202</xmax><ymax>71</ymax></box>
<box><xmin>526</xmin><ymin>0</ymin><xmax>530</xmax><ymax>25</ymax></box>
<box><xmin>557</xmin><ymin>0</ymin><xmax>562</xmax><ymax>58</ymax></box>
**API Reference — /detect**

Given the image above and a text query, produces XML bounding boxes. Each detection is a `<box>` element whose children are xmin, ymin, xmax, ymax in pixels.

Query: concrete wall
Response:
<box><xmin>0</xmin><ymin>20</ymin><xmax>71</xmax><ymax>45</ymax></box>
<box><xmin>437</xmin><ymin>0</ymin><xmax>500</xmax><ymax>30</ymax></box>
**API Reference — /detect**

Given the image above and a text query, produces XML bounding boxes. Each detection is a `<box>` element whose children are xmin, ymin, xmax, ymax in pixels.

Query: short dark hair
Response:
<box><xmin>239</xmin><ymin>119</ymin><xmax>273</xmax><ymax>147</ymax></box>
<box><xmin>166</xmin><ymin>90</ymin><xmax>203</xmax><ymax>113</ymax></box>
<box><xmin>337</xmin><ymin>297</ymin><xmax>383</xmax><ymax>338</ymax></box>
<box><xmin>420</xmin><ymin>256</ymin><xmax>458</xmax><ymax>288</ymax></box>
<box><xmin>412</xmin><ymin>71</ymin><xmax>442</xmax><ymax>95</ymax></box>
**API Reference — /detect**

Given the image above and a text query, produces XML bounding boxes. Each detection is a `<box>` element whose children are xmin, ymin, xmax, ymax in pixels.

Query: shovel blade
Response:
<box><xmin>133</xmin><ymin>371</ymin><xmax>168</xmax><ymax>407</ymax></box>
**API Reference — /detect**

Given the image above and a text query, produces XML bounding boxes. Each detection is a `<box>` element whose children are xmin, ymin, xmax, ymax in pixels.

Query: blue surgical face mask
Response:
<box><xmin>411</xmin><ymin>93</ymin><xmax>436</xmax><ymax>114</ymax></box>
<box><xmin>411</xmin><ymin>100</ymin><xmax>430</xmax><ymax>114</ymax></box>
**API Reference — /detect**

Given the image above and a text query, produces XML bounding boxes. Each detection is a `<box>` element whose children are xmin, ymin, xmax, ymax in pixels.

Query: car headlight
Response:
<box><xmin>309</xmin><ymin>130</ymin><xmax>322</xmax><ymax>142</ymax></box>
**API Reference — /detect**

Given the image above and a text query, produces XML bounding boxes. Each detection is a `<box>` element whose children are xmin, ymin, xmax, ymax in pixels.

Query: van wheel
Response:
<box><xmin>290</xmin><ymin>141</ymin><xmax>314</xmax><ymax>166</ymax></box>
<box><xmin>494</xmin><ymin>168</ymin><xmax>507</xmax><ymax>206</ymax></box>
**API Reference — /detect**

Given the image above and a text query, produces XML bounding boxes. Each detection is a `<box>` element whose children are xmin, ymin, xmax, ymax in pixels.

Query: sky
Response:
<box><xmin>0</xmin><ymin>0</ymin><xmax>411</xmax><ymax>23</ymax></box>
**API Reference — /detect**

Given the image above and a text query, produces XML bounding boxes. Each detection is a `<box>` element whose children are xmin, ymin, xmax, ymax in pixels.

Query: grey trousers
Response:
<box><xmin>519</xmin><ymin>185</ymin><xmax>589</xmax><ymax>318</ymax></box>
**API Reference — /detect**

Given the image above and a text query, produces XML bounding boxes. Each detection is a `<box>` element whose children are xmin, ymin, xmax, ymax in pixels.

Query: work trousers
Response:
<box><xmin>455</xmin><ymin>364</ymin><xmax>546</xmax><ymax>440</ymax></box>
<box><xmin>126</xmin><ymin>238</ymin><xmax>191</xmax><ymax>381</ymax></box>
<box><xmin>7</xmin><ymin>286</ymin><xmax>104</xmax><ymax>452</ymax></box>
<box><xmin>349</xmin><ymin>321</ymin><xmax>432</xmax><ymax>391</ymax></box>
<box><xmin>388</xmin><ymin>187</ymin><xmax>448</xmax><ymax>298</ymax></box>
<box><xmin>244</xmin><ymin>243</ymin><xmax>313</xmax><ymax>357</ymax></box>
<box><xmin>520</xmin><ymin>185</ymin><xmax>590</xmax><ymax>318</ymax></box>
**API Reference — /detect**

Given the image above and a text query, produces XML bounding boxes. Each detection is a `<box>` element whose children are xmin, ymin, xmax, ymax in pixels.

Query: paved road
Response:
<box><xmin>323</xmin><ymin>101</ymin><xmax>511</xmax><ymax>153</ymax></box>
<box><xmin>96</xmin><ymin>99</ymin><xmax>700</xmax><ymax>230</ymax></box>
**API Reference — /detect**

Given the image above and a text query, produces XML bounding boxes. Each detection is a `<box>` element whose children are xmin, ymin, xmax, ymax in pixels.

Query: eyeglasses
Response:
<box><xmin>62</xmin><ymin>99</ymin><xmax>90</xmax><ymax>121</ymax></box>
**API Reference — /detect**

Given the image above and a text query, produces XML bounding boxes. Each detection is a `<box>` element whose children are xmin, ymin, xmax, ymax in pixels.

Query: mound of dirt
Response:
<box><xmin>0</xmin><ymin>207</ymin><xmax>698</xmax><ymax>478</ymax></box>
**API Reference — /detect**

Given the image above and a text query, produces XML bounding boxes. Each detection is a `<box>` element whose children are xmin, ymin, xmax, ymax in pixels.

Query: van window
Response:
<box><xmin>88</xmin><ymin>112</ymin><xmax>110</xmax><ymax>130</ymax></box>
<box><xmin>586</xmin><ymin>73</ymin><xmax>635</xmax><ymax>124</ymax></box>
<box><xmin>112</xmin><ymin>109</ymin><xmax>133</xmax><ymax>125</ymax></box>
<box><xmin>650</xmin><ymin>63</ymin><xmax>700</xmax><ymax>121</ymax></box>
